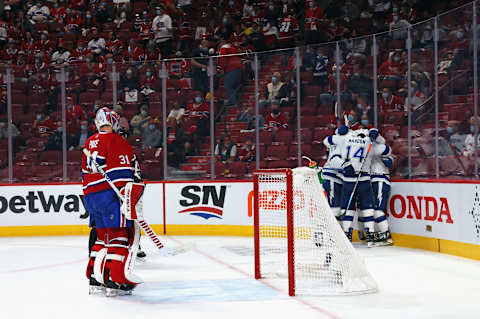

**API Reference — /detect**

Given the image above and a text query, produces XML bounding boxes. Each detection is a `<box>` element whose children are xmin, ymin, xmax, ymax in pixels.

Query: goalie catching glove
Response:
<box><xmin>120</xmin><ymin>182</ymin><xmax>145</xmax><ymax>220</ymax></box>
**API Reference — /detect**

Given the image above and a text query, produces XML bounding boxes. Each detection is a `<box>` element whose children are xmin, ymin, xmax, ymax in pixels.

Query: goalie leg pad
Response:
<box><xmin>86</xmin><ymin>228</ymin><xmax>106</xmax><ymax>280</ymax></box>
<box><xmin>105</xmin><ymin>227</ymin><xmax>142</xmax><ymax>286</ymax></box>
<box><xmin>120</xmin><ymin>182</ymin><xmax>145</xmax><ymax>220</ymax></box>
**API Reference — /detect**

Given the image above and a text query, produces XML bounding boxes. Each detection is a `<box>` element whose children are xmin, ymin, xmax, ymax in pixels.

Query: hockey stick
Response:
<box><xmin>339</xmin><ymin>142</ymin><xmax>373</xmax><ymax>220</ymax></box>
<box><xmin>83</xmin><ymin>148</ymin><xmax>192</xmax><ymax>256</ymax></box>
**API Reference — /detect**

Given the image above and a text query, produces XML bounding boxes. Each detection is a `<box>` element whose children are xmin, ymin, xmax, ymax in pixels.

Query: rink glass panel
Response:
<box><xmin>2</xmin><ymin>5</ymin><xmax>480</xmax><ymax>183</ymax></box>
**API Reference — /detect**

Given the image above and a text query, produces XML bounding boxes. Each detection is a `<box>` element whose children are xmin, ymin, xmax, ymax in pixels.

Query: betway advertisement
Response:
<box><xmin>386</xmin><ymin>182</ymin><xmax>480</xmax><ymax>245</ymax></box>
<box><xmin>0</xmin><ymin>183</ymin><xmax>164</xmax><ymax>226</ymax></box>
<box><xmin>0</xmin><ymin>184</ymin><xmax>88</xmax><ymax>226</ymax></box>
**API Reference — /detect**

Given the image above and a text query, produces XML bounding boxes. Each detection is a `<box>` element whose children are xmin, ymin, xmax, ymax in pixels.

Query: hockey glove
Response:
<box><xmin>308</xmin><ymin>160</ymin><xmax>319</xmax><ymax>169</ymax></box>
<box><xmin>337</xmin><ymin>125</ymin><xmax>349</xmax><ymax>136</ymax></box>
<box><xmin>382</xmin><ymin>157</ymin><xmax>393</xmax><ymax>168</ymax></box>
<box><xmin>341</xmin><ymin>160</ymin><xmax>355</xmax><ymax>176</ymax></box>
<box><xmin>86</xmin><ymin>150</ymin><xmax>100</xmax><ymax>173</ymax></box>
<box><xmin>368</xmin><ymin>128</ymin><xmax>379</xmax><ymax>142</ymax></box>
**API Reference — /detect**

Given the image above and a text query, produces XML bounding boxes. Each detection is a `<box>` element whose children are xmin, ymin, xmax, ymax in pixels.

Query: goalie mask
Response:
<box><xmin>95</xmin><ymin>107</ymin><xmax>121</xmax><ymax>133</ymax></box>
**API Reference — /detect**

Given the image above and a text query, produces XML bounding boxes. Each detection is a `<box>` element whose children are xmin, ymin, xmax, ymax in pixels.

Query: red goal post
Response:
<box><xmin>253</xmin><ymin>168</ymin><xmax>295</xmax><ymax>295</ymax></box>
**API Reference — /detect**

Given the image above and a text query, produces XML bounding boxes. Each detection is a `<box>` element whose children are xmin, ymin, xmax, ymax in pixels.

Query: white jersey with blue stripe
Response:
<box><xmin>371</xmin><ymin>142</ymin><xmax>392</xmax><ymax>185</ymax></box>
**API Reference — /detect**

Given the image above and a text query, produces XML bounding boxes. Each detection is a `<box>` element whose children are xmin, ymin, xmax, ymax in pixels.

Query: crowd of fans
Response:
<box><xmin>0</xmin><ymin>0</ymin><xmax>477</xmax><ymax>180</ymax></box>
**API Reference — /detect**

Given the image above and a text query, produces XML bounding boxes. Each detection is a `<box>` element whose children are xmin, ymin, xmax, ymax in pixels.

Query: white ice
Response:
<box><xmin>1</xmin><ymin>235</ymin><xmax>479</xmax><ymax>319</ymax></box>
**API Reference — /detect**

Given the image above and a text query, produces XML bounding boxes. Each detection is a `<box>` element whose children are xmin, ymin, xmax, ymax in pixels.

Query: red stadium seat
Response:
<box><xmin>274</xmin><ymin>130</ymin><xmax>293</xmax><ymax>145</ymax></box>
<box><xmin>259</xmin><ymin>131</ymin><xmax>273</xmax><ymax>145</ymax></box>
<box><xmin>228</xmin><ymin>161</ymin><xmax>247</xmax><ymax>177</ymax></box>
<box><xmin>265</xmin><ymin>145</ymin><xmax>289</xmax><ymax>161</ymax></box>
<box><xmin>39</xmin><ymin>150</ymin><xmax>62</xmax><ymax>165</ymax></box>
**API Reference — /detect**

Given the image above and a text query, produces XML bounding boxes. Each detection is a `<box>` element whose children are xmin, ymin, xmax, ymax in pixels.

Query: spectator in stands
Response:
<box><xmin>142</xmin><ymin>118</ymin><xmax>162</xmax><ymax>149</ymax></box>
<box><xmin>260</xmin><ymin>72</ymin><xmax>289</xmax><ymax>108</ymax></box>
<box><xmin>167</xmin><ymin>101</ymin><xmax>185</xmax><ymax>125</ymax></box>
<box><xmin>218</xmin><ymin>39</ymin><xmax>244</xmax><ymax>107</ymax></box>
<box><xmin>113</xmin><ymin>103</ymin><xmax>129</xmax><ymax>132</ymax></box>
<box><xmin>139</xmin><ymin>68</ymin><xmax>158</xmax><ymax>99</ymax></box>
<box><xmin>312</xmin><ymin>47</ymin><xmax>329</xmax><ymax>88</ymax></box>
<box><xmin>152</xmin><ymin>5</ymin><xmax>173</xmax><ymax>58</ymax></box>
<box><xmin>246</xmin><ymin>22</ymin><xmax>266</xmax><ymax>52</ymax></box>
<box><xmin>190</xmin><ymin>40</ymin><xmax>209</xmax><ymax>95</ymax></box>
<box><xmin>238</xmin><ymin>136</ymin><xmax>255</xmax><ymax>162</ymax></box>
<box><xmin>304</xmin><ymin>0</ymin><xmax>324</xmax><ymax>44</ymax></box>
<box><xmin>278</xmin><ymin>9</ymin><xmax>299</xmax><ymax>48</ymax></box>
<box><xmin>130</xmin><ymin>104</ymin><xmax>151</xmax><ymax>135</ymax></box>
<box><xmin>264</xmin><ymin>101</ymin><xmax>288</xmax><ymax>132</ymax></box>
<box><xmin>379</xmin><ymin>87</ymin><xmax>404</xmax><ymax>111</ymax></box>
<box><xmin>444</xmin><ymin>120</ymin><xmax>467</xmax><ymax>155</ymax></box>
<box><xmin>184</xmin><ymin>92</ymin><xmax>209</xmax><ymax>138</ymax></box>
<box><xmin>411</xmin><ymin>63</ymin><xmax>431</xmax><ymax>95</ymax></box>
<box><xmin>0</xmin><ymin>119</ymin><xmax>19</xmax><ymax>139</ymax></box>
<box><xmin>27</xmin><ymin>1</ymin><xmax>50</xmax><ymax>24</ymax></box>
<box><xmin>45</xmin><ymin>120</ymin><xmax>74</xmax><ymax>151</ymax></box>
<box><xmin>32</xmin><ymin>111</ymin><xmax>55</xmax><ymax>137</ymax></box>
<box><xmin>378</xmin><ymin>51</ymin><xmax>403</xmax><ymax>83</ymax></box>
<box><xmin>51</xmin><ymin>42</ymin><xmax>70</xmax><ymax>65</ymax></box>
<box><xmin>94</xmin><ymin>2</ymin><xmax>112</xmax><ymax>25</ymax></box>
<box><xmin>73</xmin><ymin>119</ymin><xmax>93</xmax><ymax>149</ymax></box>
<box><xmin>404</xmin><ymin>81</ymin><xmax>425</xmax><ymax>112</ymax></box>
<box><xmin>123</xmin><ymin>39</ymin><xmax>145</xmax><ymax>62</ymax></box>
<box><xmin>120</xmin><ymin>68</ymin><xmax>140</xmax><ymax>97</ymax></box>
<box><xmin>389</xmin><ymin>11</ymin><xmax>410</xmax><ymax>40</ymax></box>
<box><xmin>343</xmin><ymin>1</ymin><xmax>360</xmax><ymax>19</ymax></box>
<box><xmin>66</xmin><ymin>96</ymin><xmax>86</xmax><ymax>125</ymax></box>
<box><xmin>463</xmin><ymin>116</ymin><xmax>480</xmax><ymax>159</ymax></box>
<box><xmin>87</xmin><ymin>27</ymin><xmax>106</xmax><ymax>55</ymax></box>
<box><xmin>353</xmin><ymin>95</ymin><xmax>373</xmax><ymax>124</ymax></box>
<box><xmin>215</xmin><ymin>134</ymin><xmax>237</xmax><ymax>163</ymax></box>
<box><xmin>237</xmin><ymin>106</ymin><xmax>265</xmax><ymax>130</ymax></box>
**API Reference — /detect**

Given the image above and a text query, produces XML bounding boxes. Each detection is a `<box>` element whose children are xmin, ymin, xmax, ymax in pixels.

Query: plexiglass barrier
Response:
<box><xmin>1</xmin><ymin>2</ymin><xmax>479</xmax><ymax>183</ymax></box>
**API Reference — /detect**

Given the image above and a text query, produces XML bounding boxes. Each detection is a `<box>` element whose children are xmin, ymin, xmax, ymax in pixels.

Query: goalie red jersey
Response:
<box><xmin>82</xmin><ymin>131</ymin><xmax>134</xmax><ymax>195</ymax></box>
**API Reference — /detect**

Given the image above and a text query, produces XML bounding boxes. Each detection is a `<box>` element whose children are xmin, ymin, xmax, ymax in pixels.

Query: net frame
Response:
<box><xmin>253</xmin><ymin>168</ymin><xmax>377</xmax><ymax>296</ymax></box>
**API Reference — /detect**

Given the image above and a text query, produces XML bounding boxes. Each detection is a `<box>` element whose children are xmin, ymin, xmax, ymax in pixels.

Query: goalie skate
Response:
<box><xmin>105</xmin><ymin>280</ymin><xmax>136</xmax><ymax>297</ymax></box>
<box><xmin>88</xmin><ymin>277</ymin><xmax>106</xmax><ymax>295</ymax></box>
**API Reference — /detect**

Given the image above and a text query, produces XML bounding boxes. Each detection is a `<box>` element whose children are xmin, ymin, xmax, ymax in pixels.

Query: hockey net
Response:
<box><xmin>253</xmin><ymin>167</ymin><xmax>377</xmax><ymax>296</ymax></box>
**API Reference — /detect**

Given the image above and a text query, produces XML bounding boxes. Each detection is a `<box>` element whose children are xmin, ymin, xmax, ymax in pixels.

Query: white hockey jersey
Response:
<box><xmin>370</xmin><ymin>142</ymin><xmax>393</xmax><ymax>185</ymax></box>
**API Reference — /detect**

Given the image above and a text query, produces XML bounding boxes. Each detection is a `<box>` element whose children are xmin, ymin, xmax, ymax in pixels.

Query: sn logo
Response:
<box><xmin>89</xmin><ymin>139</ymin><xmax>99</xmax><ymax>149</ymax></box>
<box><xmin>180</xmin><ymin>186</ymin><xmax>227</xmax><ymax>208</ymax></box>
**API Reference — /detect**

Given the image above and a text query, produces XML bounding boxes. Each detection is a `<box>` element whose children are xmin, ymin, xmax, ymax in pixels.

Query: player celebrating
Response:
<box><xmin>370</xmin><ymin>146</ymin><xmax>394</xmax><ymax>246</ymax></box>
<box><xmin>322</xmin><ymin>125</ymin><xmax>349</xmax><ymax>220</ymax></box>
<box><xmin>82</xmin><ymin>107</ymin><xmax>141</xmax><ymax>296</ymax></box>
<box><xmin>325</xmin><ymin>128</ymin><xmax>388</xmax><ymax>247</ymax></box>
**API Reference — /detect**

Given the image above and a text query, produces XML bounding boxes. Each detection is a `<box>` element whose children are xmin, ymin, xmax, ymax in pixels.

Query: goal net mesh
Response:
<box><xmin>256</xmin><ymin>167</ymin><xmax>378</xmax><ymax>295</ymax></box>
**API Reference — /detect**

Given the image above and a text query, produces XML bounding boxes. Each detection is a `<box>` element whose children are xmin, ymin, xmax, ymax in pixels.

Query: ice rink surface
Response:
<box><xmin>1</xmin><ymin>235</ymin><xmax>479</xmax><ymax>319</ymax></box>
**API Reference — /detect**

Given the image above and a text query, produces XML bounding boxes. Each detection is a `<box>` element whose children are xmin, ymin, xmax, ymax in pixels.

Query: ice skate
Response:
<box><xmin>105</xmin><ymin>280</ymin><xmax>136</xmax><ymax>297</ymax></box>
<box><xmin>88</xmin><ymin>277</ymin><xmax>105</xmax><ymax>295</ymax></box>
<box><xmin>366</xmin><ymin>232</ymin><xmax>376</xmax><ymax>248</ymax></box>
<box><xmin>375</xmin><ymin>231</ymin><xmax>393</xmax><ymax>247</ymax></box>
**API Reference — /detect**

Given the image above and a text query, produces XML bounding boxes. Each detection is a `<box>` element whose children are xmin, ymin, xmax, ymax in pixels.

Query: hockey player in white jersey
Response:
<box><xmin>370</xmin><ymin>147</ymin><xmax>394</xmax><ymax>246</ymax></box>
<box><xmin>321</xmin><ymin>125</ymin><xmax>350</xmax><ymax>220</ymax></box>
<box><xmin>325</xmin><ymin>128</ymin><xmax>388</xmax><ymax>246</ymax></box>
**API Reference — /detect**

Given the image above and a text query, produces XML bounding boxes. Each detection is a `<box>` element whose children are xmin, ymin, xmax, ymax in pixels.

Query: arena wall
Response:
<box><xmin>1</xmin><ymin>179</ymin><xmax>479</xmax><ymax>260</ymax></box>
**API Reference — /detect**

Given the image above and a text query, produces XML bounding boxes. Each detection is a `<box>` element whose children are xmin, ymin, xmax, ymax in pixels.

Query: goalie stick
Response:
<box><xmin>83</xmin><ymin>148</ymin><xmax>192</xmax><ymax>256</ymax></box>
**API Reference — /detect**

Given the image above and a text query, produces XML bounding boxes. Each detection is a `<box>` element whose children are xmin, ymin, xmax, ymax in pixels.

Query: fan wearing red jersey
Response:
<box><xmin>82</xmin><ymin>107</ymin><xmax>141</xmax><ymax>296</ymax></box>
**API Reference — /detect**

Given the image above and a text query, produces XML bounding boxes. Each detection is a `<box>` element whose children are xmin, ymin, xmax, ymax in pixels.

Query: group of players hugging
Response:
<box><xmin>311</xmin><ymin>121</ymin><xmax>394</xmax><ymax>248</ymax></box>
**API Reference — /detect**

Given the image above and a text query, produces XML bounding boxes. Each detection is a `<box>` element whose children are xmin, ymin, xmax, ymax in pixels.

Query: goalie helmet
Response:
<box><xmin>95</xmin><ymin>107</ymin><xmax>120</xmax><ymax>133</ymax></box>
